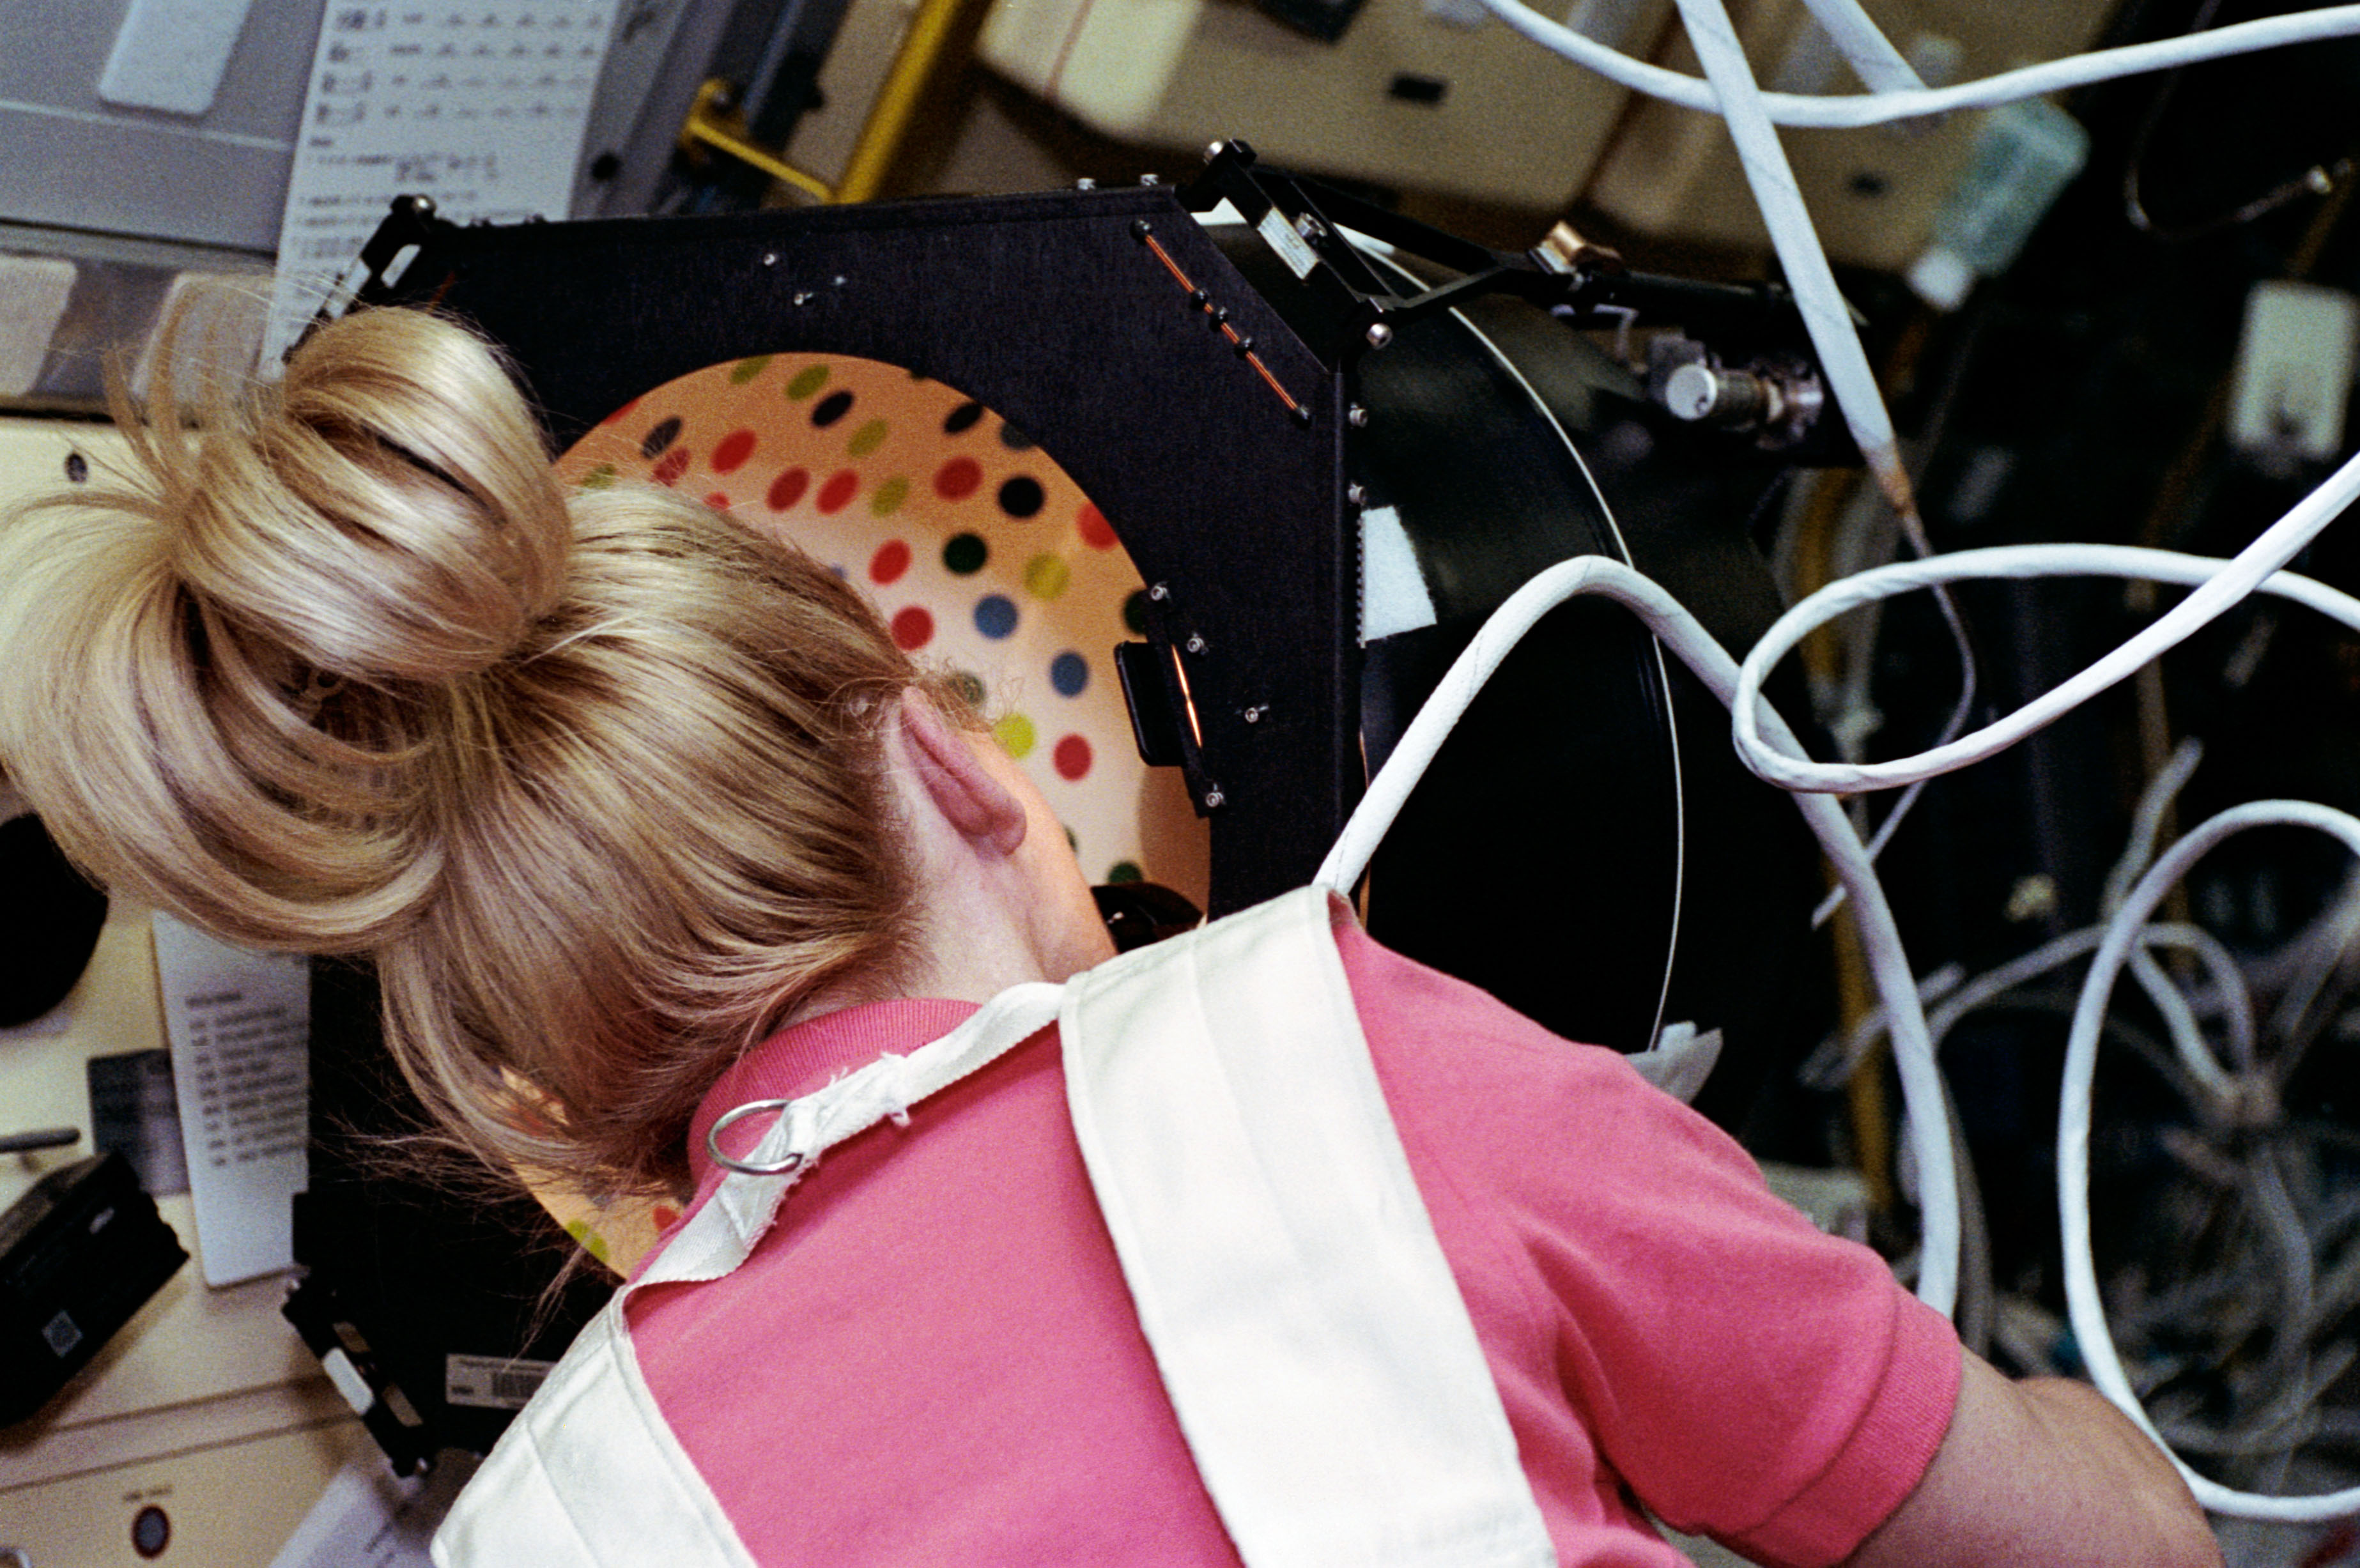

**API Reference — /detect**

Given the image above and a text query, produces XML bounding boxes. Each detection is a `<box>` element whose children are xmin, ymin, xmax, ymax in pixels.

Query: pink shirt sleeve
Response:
<box><xmin>1337</xmin><ymin>920</ymin><xmax>1960</xmax><ymax>1568</ymax></box>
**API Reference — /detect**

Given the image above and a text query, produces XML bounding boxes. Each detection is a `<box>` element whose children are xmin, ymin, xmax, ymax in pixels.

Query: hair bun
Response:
<box><xmin>174</xmin><ymin>309</ymin><xmax>570</xmax><ymax>684</ymax></box>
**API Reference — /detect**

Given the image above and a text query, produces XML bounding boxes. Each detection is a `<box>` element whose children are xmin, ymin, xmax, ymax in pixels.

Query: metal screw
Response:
<box><xmin>1203</xmin><ymin>788</ymin><xmax>1226</xmax><ymax>809</ymax></box>
<box><xmin>1345</xmin><ymin>482</ymin><xmax>1368</xmax><ymax>506</ymax></box>
<box><xmin>1233</xmin><ymin>334</ymin><xmax>1254</xmax><ymax>355</ymax></box>
<box><xmin>792</xmin><ymin>290</ymin><xmax>814</xmax><ymax>305</ymax></box>
<box><xmin>761</xmin><ymin>251</ymin><xmax>778</xmax><ymax>266</ymax></box>
<box><xmin>1243</xmin><ymin>705</ymin><xmax>1266</xmax><ymax>724</ymax></box>
<box><xmin>1148</xmin><ymin>582</ymin><xmax>1169</xmax><ymax>601</ymax></box>
<box><xmin>1139</xmin><ymin>172</ymin><xmax>1162</xmax><ymax>186</ymax></box>
<box><xmin>1184</xmin><ymin>633</ymin><xmax>1207</xmax><ymax>654</ymax></box>
<box><xmin>1366</xmin><ymin>322</ymin><xmax>1393</xmax><ymax>349</ymax></box>
<box><xmin>1076</xmin><ymin>177</ymin><xmax>1098</xmax><ymax>190</ymax></box>
<box><xmin>1348</xmin><ymin>403</ymin><xmax>1368</xmax><ymax>428</ymax></box>
<box><xmin>832</xmin><ymin>275</ymin><xmax>846</xmax><ymax>288</ymax></box>
<box><xmin>1132</xmin><ymin>219</ymin><xmax>1153</xmax><ymax>240</ymax></box>
<box><xmin>1205</xmin><ymin>141</ymin><xmax>1226</xmax><ymax>160</ymax></box>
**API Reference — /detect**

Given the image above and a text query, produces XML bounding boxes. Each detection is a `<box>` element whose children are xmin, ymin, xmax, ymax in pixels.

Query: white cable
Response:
<box><xmin>1812</xmin><ymin>921</ymin><xmax>2249</xmax><ymax>1103</ymax></box>
<box><xmin>1476</xmin><ymin>0</ymin><xmax>2360</xmax><ymax>130</ymax></box>
<box><xmin>1732</xmin><ymin>528</ymin><xmax>2360</xmax><ymax>794</ymax></box>
<box><xmin>1791</xmin><ymin>0</ymin><xmax>1924</xmax><ymax>95</ymax></box>
<box><xmin>2062</xmin><ymin>799</ymin><xmax>2360</xmax><ymax>1521</ymax></box>
<box><xmin>1668</xmin><ymin>0</ymin><xmax>1908</xmax><ymax>505</ymax></box>
<box><xmin>1318</xmin><ymin>555</ymin><xmax>1961</xmax><ymax>1316</ymax></box>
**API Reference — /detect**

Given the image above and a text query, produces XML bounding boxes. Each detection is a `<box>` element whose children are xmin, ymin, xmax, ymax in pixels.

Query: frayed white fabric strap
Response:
<box><xmin>433</xmin><ymin>983</ymin><xmax>1065</xmax><ymax>1568</ymax></box>
<box><xmin>1061</xmin><ymin>885</ymin><xmax>1557</xmax><ymax>1568</ymax></box>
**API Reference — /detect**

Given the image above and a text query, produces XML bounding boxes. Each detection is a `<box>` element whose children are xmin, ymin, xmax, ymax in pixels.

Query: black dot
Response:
<box><xmin>588</xmin><ymin>150</ymin><xmax>621</xmax><ymax>181</ymax></box>
<box><xmin>811</xmin><ymin>390</ymin><xmax>854</xmax><ymax>427</ymax></box>
<box><xmin>63</xmin><ymin>452</ymin><xmax>88</xmax><ymax>483</ymax></box>
<box><xmin>998</xmin><ymin>420</ymin><xmax>1036</xmax><ymax>452</ymax></box>
<box><xmin>639</xmin><ymin>416</ymin><xmax>682</xmax><ymax>459</ymax></box>
<box><xmin>998</xmin><ymin>476</ymin><xmax>1045</xmax><ymax>519</ymax></box>
<box><xmin>943</xmin><ymin>400</ymin><xmax>985</xmax><ymax>434</ymax></box>
<box><xmin>1847</xmin><ymin>171</ymin><xmax>1891</xmax><ymax>199</ymax></box>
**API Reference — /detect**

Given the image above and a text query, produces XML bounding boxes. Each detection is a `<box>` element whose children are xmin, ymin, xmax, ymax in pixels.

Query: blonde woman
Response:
<box><xmin>0</xmin><ymin>308</ymin><xmax>2214</xmax><ymax>1568</ymax></box>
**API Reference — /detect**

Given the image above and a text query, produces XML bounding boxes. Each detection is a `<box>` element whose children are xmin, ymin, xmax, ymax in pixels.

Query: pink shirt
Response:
<box><xmin>626</xmin><ymin>925</ymin><xmax>1960</xmax><ymax>1567</ymax></box>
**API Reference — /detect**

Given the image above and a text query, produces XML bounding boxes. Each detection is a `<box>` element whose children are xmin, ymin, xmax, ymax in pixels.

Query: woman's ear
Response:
<box><xmin>895</xmin><ymin>689</ymin><xmax>1028</xmax><ymax>857</ymax></box>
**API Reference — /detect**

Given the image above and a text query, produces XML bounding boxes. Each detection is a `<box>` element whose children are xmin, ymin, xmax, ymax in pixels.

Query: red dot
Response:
<box><xmin>890</xmin><ymin>606</ymin><xmax>935</xmax><ymax>650</ymax></box>
<box><xmin>705</xmin><ymin>491</ymin><xmax>731</xmax><ymax>512</ymax></box>
<box><xmin>652</xmin><ymin>448</ymin><xmax>692</xmax><ymax>486</ymax></box>
<box><xmin>869</xmin><ymin>539</ymin><xmax>912</xmax><ymax>585</ymax></box>
<box><xmin>651</xmin><ymin>1204</ymin><xmax>680</xmax><ymax>1232</ymax></box>
<box><xmin>600</xmin><ymin>397</ymin><xmax>640</xmax><ymax>426</ymax></box>
<box><xmin>711</xmin><ymin>429</ymin><xmax>758</xmax><ymax>473</ymax></box>
<box><xmin>1077</xmin><ymin>503</ymin><xmax>1118</xmax><ymax>550</ymax></box>
<box><xmin>818</xmin><ymin>470</ymin><xmax>860</xmax><ymax>514</ymax></box>
<box><xmin>767</xmin><ymin>466</ymin><xmax>810</xmax><ymax>511</ymax></box>
<box><xmin>1053</xmin><ymin>734</ymin><xmax>1093</xmax><ymax>781</ymax></box>
<box><xmin>934</xmin><ymin>456</ymin><xmax>982</xmax><ymax>500</ymax></box>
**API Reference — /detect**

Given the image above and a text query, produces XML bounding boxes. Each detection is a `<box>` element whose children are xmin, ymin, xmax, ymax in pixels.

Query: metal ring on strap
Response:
<box><xmin>706</xmin><ymin>1098</ymin><xmax>808</xmax><ymax>1176</ymax></box>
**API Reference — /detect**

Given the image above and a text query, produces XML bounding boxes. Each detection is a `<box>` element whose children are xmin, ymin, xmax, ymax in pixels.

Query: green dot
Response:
<box><xmin>787</xmin><ymin>364</ymin><xmax>829</xmax><ymax>399</ymax></box>
<box><xmin>1123</xmin><ymin>588</ymin><xmax>1150</xmax><ymax>634</ymax></box>
<box><xmin>1106</xmin><ymin>860</ymin><xmax>1144</xmax><ymax>884</ymax></box>
<box><xmin>994</xmin><ymin>713</ymin><xmax>1036</xmax><ymax>758</ymax></box>
<box><xmin>869</xmin><ymin>475</ymin><xmax>910</xmax><ymax>516</ymax></box>
<box><xmin>943</xmin><ymin>532</ymin><xmax>988</xmax><ymax>574</ymax></box>
<box><xmin>1024</xmin><ymin>553</ymin><xmax>1071</xmax><ymax>600</ymax></box>
<box><xmin>951</xmin><ymin>670</ymin><xmax>987</xmax><ymax>708</ymax></box>
<box><xmin>847</xmin><ymin>419</ymin><xmax>889</xmax><ymax>457</ymax></box>
<box><xmin>577</xmin><ymin>463</ymin><xmax>618</xmax><ymax>489</ymax></box>
<box><xmin>729</xmin><ymin>355</ymin><xmax>772</xmax><ymax>385</ymax></box>
<box><xmin>564</xmin><ymin>1218</ymin><xmax>613</xmax><ymax>1264</ymax></box>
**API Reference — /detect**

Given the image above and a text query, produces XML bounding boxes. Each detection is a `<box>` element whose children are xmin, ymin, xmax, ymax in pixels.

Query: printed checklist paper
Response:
<box><xmin>263</xmin><ymin>3</ymin><xmax>615</xmax><ymax>362</ymax></box>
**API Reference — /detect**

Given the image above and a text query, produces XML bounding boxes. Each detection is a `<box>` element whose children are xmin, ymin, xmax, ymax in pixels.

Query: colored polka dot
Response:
<box><xmin>651</xmin><ymin>1203</ymin><xmax>682</xmax><ymax>1231</ymax></box>
<box><xmin>711</xmin><ymin>428</ymin><xmax>757</xmax><ymax>473</ymax></box>
<box><xmin>577</xmin><ymin>463</ymin><xmax>618</xmax><ymax>489</ymax></box>
<box><xmin>1053</xmin><ymin>734</ymin><xmax>1093</xmax><ymax>781</ymax></box>
<box><xmin>943</xmin><ymin>532</ymin><xmax>988</xmax><ymax>574</ymax></box>
<box><xmin>951</xmin><ymin>670</ymin><xmax>987</xmax><ymax>708</ymax></box>
<box><xmin>934</xmin><ymin>456</ymin><xmax>982</xmax><ymax>500</ymax></box>
<box><xmin>994</xmin><ymin>712</ymin><xmax>1036</xmax><ymax>758</ymax></box>
<box><xmin>1106</xmin><ymin>860</ymin><xmax>1145</xmax><ymax>884</ymax></box>
<box><xmin>640</xmin><ymin>415</ymin><xmax>683</xmax><ymax>459</ymax></box>
<box><xmin>998</xmin><ymin>475</ymin><xmax>1045</xmax><ymax>518</ymax></box>
<box><xmin>1123</xmin><ymin>589</ymin><xmax>1150</xmax><ymax>634</ymax></box>
<box><xmin>812</xmin><ymin>390</ymin><xmax>854</xmax><ymax>427</ymax></box>
<box><xmin>847</xmin><ymin>419</ymin><xmax>889</xmax><ymax>457</ymax></box>
<box><xmin>704</xmin><ymin>490</ymin><xmax>731</xmax><ymax>511</ymax></box>
<box><xmin>767</xmin><ymin>466</ymin><xmax>810</xmax><ymax>511</ymax></box>
<box><xmin>975</xmin><ymin>594</ymin><xmax>1019</xmax><ymax>639</ymax></box>
<box><xmin>652</xmin><ymin>447</ymin><xmax>691</xmax><ymax>486</ymax></box>
<box><xmin>999</xmin><ymin>421</ymin><xmax>1037</xmax><ymax>452</ymax></box>
<box><xmin>1024</xmin><ymin>553</ymin><xmax>1070</xmax><ymax>600</ymax></box>
<box><xmin>729</xmin><ymin>356</ymin><xmax>771</xmax><ymax>385</ymax></box>
<box><xmin>870</xmin><ymin>475</ymin><xmax>910</xmax><ymax>516</ymax></box>
<box><xmin>817</xmin><ymin>470</ymin><xmax>860</xmax><ymax>513</ymax></box>
<box><xmin>1077</xmin><ymin>503</ymin><xmax>1118</xmax><ymax>550</ymax></box>
<box><xmin>944</xmin><ymin>400</ymin><xmax>985</xmax><ymax>434</ymax></box>
<box><xmin>869</xmin><ymin>539</ymin><xmax>911</xmax><ymax>584</ymax></box>
<box><xmin>890</xmin><ymin>606</ymin><xmax>935</xmax><ymax>650</ymax></box>
<box><xmin>787</xmin><ymin>364</ymin><xmax>829</xmax><ymax>399</ymax></box>
<box><xmin>1049</xmin><ymin>651</ymin><xmax>1090</xmax><ymax>697</ymax></box>
<box><xmin>565</xmin><ymin>1219</ymin><xmax>613</xmax><ymax>1265</ymax></box>
<box><xmin>601</xmin><ymin>397</ymin><xmax>641</xmax><ymax>426</ymax></box>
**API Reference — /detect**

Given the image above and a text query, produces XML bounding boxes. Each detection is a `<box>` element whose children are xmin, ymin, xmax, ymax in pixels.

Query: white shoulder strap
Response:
<box><xmin>1060</xmin><ymin>886</ymin><xmax>1559</xmax><ymax>1568</ymax></box>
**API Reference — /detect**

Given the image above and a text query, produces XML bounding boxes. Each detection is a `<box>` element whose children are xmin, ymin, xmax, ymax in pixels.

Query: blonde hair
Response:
<box><xmin>0</xmin><ymin>309</ymin><xmax>930</xmax><ymax>1195</ymax></box>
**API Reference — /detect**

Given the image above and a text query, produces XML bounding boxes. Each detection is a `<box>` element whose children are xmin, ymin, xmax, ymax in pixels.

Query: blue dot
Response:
<box><xmin>974</xmin><ymin>594</ymin><xmax>1019</xmax><ymax>640</ymax></box>
<box><xmin>1049</xmin><ymin>650</ymin><xmax>1090</xmax><ymax>697</ymax></box>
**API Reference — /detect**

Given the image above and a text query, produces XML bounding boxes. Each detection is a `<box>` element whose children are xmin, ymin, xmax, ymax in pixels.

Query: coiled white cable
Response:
<box><xmin>1316</xmin><ymin>554</ymin><xmax>1963</xmax><ymax>1316</ymax></box>
<box><xmin>1732</xmin><ymin>523</ymin><xmax>2360</xmax><ymax>794</ymax></box>
<box><xmin>1477</xmin><ymin>0</ymin><xmax>2360</xmax><ymax>130</ymax></box>
<box><xmin>2062</xmin><ymin>800</ymin><xmax>2360</xmax><ymax>1521</ymax></box>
